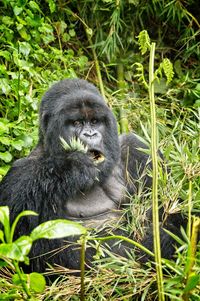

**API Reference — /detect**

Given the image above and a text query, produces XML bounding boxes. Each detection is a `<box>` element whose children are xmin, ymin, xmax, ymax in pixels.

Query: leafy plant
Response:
<box><xmin>135</xmin><ymin>30</ymin><xmax>200</xmax><ymax>301</ymax></box>
<box><xmin>0</xmin><ymin>206</ymin><xmax>86</xmax><ymax>300</ymax></box>
<box><xmin>136</xmin><ymin>29</ymin><xmax>174</xmax><ymax>301</ymax></box>
<box><xmin>0</xmin><ymin>0</ymin><xmax>89</xmax><ymax>178</ymax></box>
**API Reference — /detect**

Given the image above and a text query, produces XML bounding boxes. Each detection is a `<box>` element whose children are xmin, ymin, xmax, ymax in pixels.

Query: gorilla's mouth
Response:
<box><xmin>88</xmin><ymin>149</ymin><xmax>105</xmax><ymax>164</ymax></box>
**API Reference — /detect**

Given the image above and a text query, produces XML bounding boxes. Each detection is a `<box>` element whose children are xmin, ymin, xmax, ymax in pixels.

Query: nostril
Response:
<box><xmin>83</xmin><ymin>131</ymin><xmax>97</xmax><ymax>137</ymax></box>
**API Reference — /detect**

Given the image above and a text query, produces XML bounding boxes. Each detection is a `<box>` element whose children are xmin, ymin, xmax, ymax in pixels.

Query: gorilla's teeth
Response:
<box><xmin>89</xmin><ymin>150</ymin><xmax>105</xmax><ymax>164</ymax></box>
<box><xmin>95</xmin><ymin>154</ymin><xmax>105</xmax><ymax>164</ymax></box>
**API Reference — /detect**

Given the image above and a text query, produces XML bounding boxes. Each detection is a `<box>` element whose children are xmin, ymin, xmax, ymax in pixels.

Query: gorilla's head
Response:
<box><xmin>39</xmin><ymin>78</ymin><xmax>120</xmax><ymax>177</ymax></box>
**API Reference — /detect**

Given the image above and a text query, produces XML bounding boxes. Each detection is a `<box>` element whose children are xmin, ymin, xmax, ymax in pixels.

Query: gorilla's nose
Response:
<box><xmin>83</xmin><ymin>131</ymin><xmax>97</xmax><ymax>138</ymax></box>
<box><xmin>81</xmin><ymin>129</ymin><xmax>99</xmax><ymax>140</ymax></box>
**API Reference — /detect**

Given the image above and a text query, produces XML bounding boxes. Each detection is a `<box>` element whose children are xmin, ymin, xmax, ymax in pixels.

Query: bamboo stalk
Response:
<box><xmin>149</xmin><ymin>42</ymin><xmax>165</xmax><ymax>301</ymax></box>
<box><xmin>187</xmin><ymin>180</ymin><xmax>192</xmax><ymax>239</ymax></box>
<box><xmin>117</xmin><ymin>63</ymin><xmax>129</xmax><ymax>133</ymax></box>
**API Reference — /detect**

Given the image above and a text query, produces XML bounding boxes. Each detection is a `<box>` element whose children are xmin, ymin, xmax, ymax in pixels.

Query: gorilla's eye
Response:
<box><xmin>73</xmin><ymin>120</ymin><xmax>82</xmax><ymax>127</ymax></box>
<box><xmin>91</xmin><ymin>119</ymin><xmax>98</xmax><ymax>125</ymax></box>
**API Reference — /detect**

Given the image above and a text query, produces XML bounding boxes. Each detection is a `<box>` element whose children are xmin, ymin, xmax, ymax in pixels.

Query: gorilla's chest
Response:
<box><xmin>64</xmin><ymin>167</ymin><xmax>126</xmax><ymax>225</ymax></box>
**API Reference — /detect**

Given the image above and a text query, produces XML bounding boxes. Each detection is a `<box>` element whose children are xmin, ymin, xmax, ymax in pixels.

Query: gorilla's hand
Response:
<box><xmin>49</xmin><ymin>150</ymin><xmax>99</xmax><ymax>197</ymax></box>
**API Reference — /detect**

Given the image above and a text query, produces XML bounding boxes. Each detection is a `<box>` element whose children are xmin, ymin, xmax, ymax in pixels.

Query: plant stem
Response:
<box><xmin>185</xmin><ymin>216</ymin><xmax>200</xmax><ymax>276</ymax></box>
<box><xmin>117</xmin><ymin>63</ymin><xmax>129</xmax><ymax>133</ymax></box>
<box><xmin>87</xmin><ymin>35</ymin><xmax>106</xmax><ymax>101</ymax></box>
<box><xmin>13</xmin><ymin>261</ymin><xmax>31</xmax><ymax>300</ymax></box>
<box><xmin>183</xmin><ymin>216</ymin><xmax>200</xmax><ymax>301</ymax></box>
<box><xmin>70</xmin><ymin>10</ymin><xmax>106</xmax><ymax>101</ymax></box>
<box><xmin>149</xmin><ymin>42</ymin><xmax>165</xmax><ymax>301</ymax></box>
<box><xmin>80</xmin><ymin>235</ymin><xmax>86</xmax><ymax>301</ymax></box>
<box><xmin>17</xmin><ymin>42</ymin><xmax>21</xmax><ymax>120</ymax></box>
<box><xmin>91</xmin><ymin>235</ymin><xmax>155</xmax><ymax>258</ymax></box>
<box><xmin>187</xmin><ymin>180</ymin><xmax>192</xmax><ymax>240</ymax></box>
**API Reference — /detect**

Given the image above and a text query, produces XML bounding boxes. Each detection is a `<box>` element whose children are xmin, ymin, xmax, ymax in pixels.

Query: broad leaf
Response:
<box><xmin>0</xmin><ymin>206</ymin><xmax>10</xmax><ymax>228</ymax></box>
<box><xmin>30</xmin><ymin>219</ymin><xmax>86</xmax><ymax>241</ymax></box>
<box><xmin>0</xmin><ymin>151</ymin><xmax>12</xmax><ymax>163</ymax></box>
<box><xmin>30</xmin><ymin>272</ymin><xmax>46</xmax><ymax>293</ymax></box>
<box><xmin>0</xmin><ymin>236</ymin><xmax>32</xmax><ymax>262</ymax></box>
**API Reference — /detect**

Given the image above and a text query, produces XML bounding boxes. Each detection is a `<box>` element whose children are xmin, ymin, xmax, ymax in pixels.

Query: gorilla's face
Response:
<box><xmin>39</xmin><ymin>79</ymin><xmax>120</xmax><ymax>177</ymax></box>
<box><xmin>63</xmin><ymin>101</ymin><xmax>106</xmax><ymax>164</ymax></box>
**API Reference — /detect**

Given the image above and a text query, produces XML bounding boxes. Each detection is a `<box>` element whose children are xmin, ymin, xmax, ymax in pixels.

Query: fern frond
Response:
<box><xmin>137</xmin><ymin>30</ymin><xmax>150</xmax><ymax>55</ymax></box>
<box><xmin>133</xmin><ymin>63</ymin><xmax>149</xmax><ymax>89</ymax></box>
<box><xmin>60</xmin><ymin>136</ymin><xmax>88</xmax><ymax>153</ymax></box>
<box><xmin>162</xmin><ymin>58</ymin><xmax>174</xmax><ymax>84</ymax></box>
<box><xmin>155</xmin><ymin>58</ymin><xmax>174</xmax><ymax>84</ymax></box>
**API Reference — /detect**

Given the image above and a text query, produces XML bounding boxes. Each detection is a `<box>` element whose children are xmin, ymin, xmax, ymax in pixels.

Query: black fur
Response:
<box><xmin>0</xmin><ymin>79</ymin><xmax>185</xmax><ymax>273</ymax></box>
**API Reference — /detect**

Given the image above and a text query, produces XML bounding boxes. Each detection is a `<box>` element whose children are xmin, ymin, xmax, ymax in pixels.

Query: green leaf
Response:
<box><xmin>19</xmin><ymin>41</ymin><xmax>32</xmax><ymax>56</ymax></box>
<box><xmin>0</xmin><ymin>151</ymin><xmax>12</xmax><ymax>163</ymax></box>
<box><xmin>11</xmin><ymin>139</ymin><xmax>24</xmax><ymax>151</ymax></box>
<box><xmin>30</xmin><ymin>272</ymin><xmax>46</xmax><ymax>293</ymax></box>
<box><xmin>2</xmin><ymin>16</ymin><xmax>14</xmax><ymax>25</ymax></box>
<box><xmin>0</xmin><ymin>236</ymin><xmax>33</xmax><ymax>262</ymax></box>
<box><xmin>12</xmin><ymin>236</ymin><xmax>33</xmax><ymax>256</ymax></box>
<box><xmin>60</xmin><ymin>136</ymin><xmax>88</xmax><ymax>153</ymax></box>
<box><xmin>0</xmin><ymin>78</ymin><xmax>11</xmax><ymax>95</ymax></box>
<box><xmin>0</xmin><ymin>230</ymin><xmax>4</xmax><ymax>242</ymax></box>
<box><xmin>0</xmin><ymin>121</ymin><xmax>9</xmax><ymax>135</ymax></box>
<box><xmin>29</xmin><ymin>1</ymin><xmax>41</xmax><ymax>12</ymax></box>
<box><xmin>0</xmin><ymin>165</ymin><xmax>10</xmax><ymax>176</ymax></box>
<box><xmin>183</xmin><ymin>273</ymin><xmax>200</xmax><ymax>293</ymax></box>
<box><xmin>18</xmin><ymin>28</ymin><xmax>31</xmax><ymax>41</ymax></box>
<box><xmin>86</xmin><ymin>27</ymin><xmax>93</xmax><ymax>37</ymax></box>
<box><xmin>13</xmin><ymin>6</ymin><xmax>23</xmax><ymax>16</ymax></box>
<box><xmin>194</xmin><ymin>99</ymin><xmax>200</xmax><ymax>107</ymax></box>
<box><xmin>16</xmin><ymin>16</ymin><xmax>27</xmax><ymax>26</ymax></box>
<box><xmin>21</xmin><ymin>134</ymin><xmax>33</xmax><ymax>148</ymax></box>
<box><xmin>30</xmin><ymin>219</ymin><xmax>86</xmax><ymax>241</ymax></box>
<box><xmin>69</xmin><ymin>29</ymin><xmax>76</xmax><ymax>37</ymax></box>
<box><xmin>137</xmin><ymin>30</ymin><xmax>150</xmax><ymax>55</ymax></box>
<box><xmin>0</xmin><ymin>50</ymin><xmax>11</xmax><ymax>61</ymax></box>
<box><xmin>12</xmin><ymin>273</ymin><xmax>28</xmax><ymax>285</ymax></box>
<box><xmin>0</xmin><ymin>137</ymin><xmax>11</xmax><ymax>146</ymax></box>
<box><xmin>133</xmin><ymin>63</ymin><xmax>148</xmax><ymax>89</ymax></box>
<box><xmin>48</xmin><ymin>0</ymin><xmax>56</xmax><ymax>13</ymax></box>
<box><xmin>39</xmin><ymin>23</ymin><xmax>53</xmax><ymax>34</ymax></box>
<box><xmin>0</xmin><ymin>207</ymin><xmax>10</xmax><ymax>229</ymax></box>
<box><xmin>156</xmin><ymin>58</ymin><xmax>174</xmax><ymax>85</ymax></box>
<box><xmin>55</xmin><ymin>21</ymin><xmax>67</xmax><ymax>35</ymax></box>
<box><xmin>78</xmin><ymin>56</ymin><xmax>88</xmax><ymax>68</ymax></box>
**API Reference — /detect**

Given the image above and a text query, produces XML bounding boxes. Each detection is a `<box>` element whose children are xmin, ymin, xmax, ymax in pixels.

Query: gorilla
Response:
<box><xmin>0</xmin><ymin>78</ymin><xmax>184</xmax><ymax>273</ymax></box>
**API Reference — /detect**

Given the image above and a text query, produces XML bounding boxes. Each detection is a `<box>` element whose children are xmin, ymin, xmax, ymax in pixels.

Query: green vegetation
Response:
<box><xmin>0</xmin><ymin>0</ymin><xmax>199</xmax><ymax>300</ymax></box>
<box><xmin>0</xmin><ymin>206</ymin><xmax>86</xmax><ymax>300</ymax></box>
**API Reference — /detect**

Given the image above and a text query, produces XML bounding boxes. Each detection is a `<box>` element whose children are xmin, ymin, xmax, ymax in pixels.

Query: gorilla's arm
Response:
<box><xmin>0</xmin><ymin>150</ymin><xmax>98</xmax><ymax>234</ymax></box>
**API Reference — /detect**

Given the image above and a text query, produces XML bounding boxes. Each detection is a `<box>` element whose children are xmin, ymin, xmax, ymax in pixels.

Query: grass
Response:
<box><xmin>1</xmin><ymin>163</ymin><xmax>199</xmax><ymax>301</ymax></box>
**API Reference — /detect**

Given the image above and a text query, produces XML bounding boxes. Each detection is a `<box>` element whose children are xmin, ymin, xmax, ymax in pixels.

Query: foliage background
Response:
<box><xmin>0</xmin><ymin>0</ymin><xmax>199</xmax><ymax>300</ymax></box>
<box><xmin>0</xmin><ymin>0</ymin><xmax>199</xmax><ymax>176</ymax></box>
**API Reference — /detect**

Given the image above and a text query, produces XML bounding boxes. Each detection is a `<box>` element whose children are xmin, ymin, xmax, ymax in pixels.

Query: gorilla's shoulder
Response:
<box><xmin>119</xmin><ymin>133</ymin><xmax>149</xmax><ymax>151</ymax></box>
<box><xmin>13</xmin><ymin>157</ymin><xmax>33</xmax><ymax>167</ymax></box>
<box><xmin>119</xmin><ymin>133</ymin><xmax>151</xmax><ymax>171</ymax></box>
